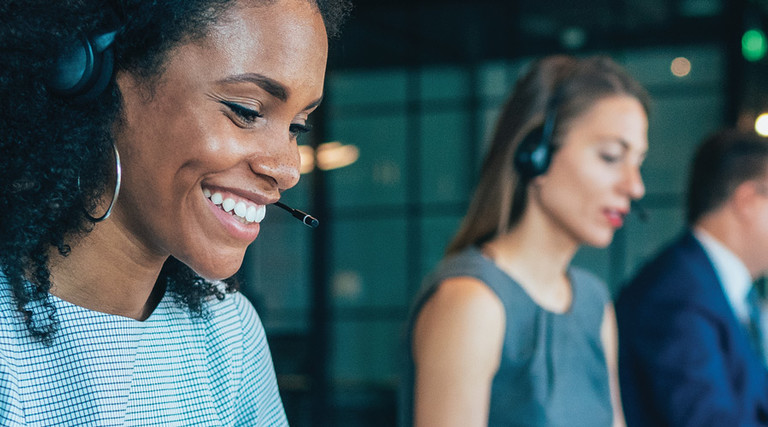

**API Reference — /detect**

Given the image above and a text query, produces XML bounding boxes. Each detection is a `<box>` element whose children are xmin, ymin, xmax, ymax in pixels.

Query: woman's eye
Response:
<box><xmin>600</xmin><ymin>152</ymin><xmax>622</xmax><ymax>163</ymax></box>
<box><xmin>289</xmin><ymin>123</ymin><xmax>313</xmax><ymax>137</ymax></box>
<box><xmin>221</xmin><ymin>101</ymin><xmax>262</xmax><ymax>126</ymax></box>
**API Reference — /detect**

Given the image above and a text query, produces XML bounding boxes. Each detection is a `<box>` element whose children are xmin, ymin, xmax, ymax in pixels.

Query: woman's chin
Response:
<box><xmin>185</xmin><ymin>256</ymin><xmax>244</xmax><ymax>282</ymax></box>
<box><xmin>583</xmin><ymin>231</ymin><xmax>615</xmax><ymax>249</ymax></box>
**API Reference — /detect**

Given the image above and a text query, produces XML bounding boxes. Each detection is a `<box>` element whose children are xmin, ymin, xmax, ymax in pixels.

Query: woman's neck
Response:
<box><xmin>483</xmin><ymin>211</ymin><xmax>580</xmax><ymax>313</ymax></box>
<box><xmin>47</xmin><ymin>220</ymin><xmax>167</xmax><ymax>320</ymax></box>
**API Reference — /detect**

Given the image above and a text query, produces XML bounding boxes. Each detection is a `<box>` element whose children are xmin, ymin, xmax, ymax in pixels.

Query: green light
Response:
<box><xmin>743</xmin><ymin>29</ymin><xmax>767</xmax><ymax>62</ymax></box>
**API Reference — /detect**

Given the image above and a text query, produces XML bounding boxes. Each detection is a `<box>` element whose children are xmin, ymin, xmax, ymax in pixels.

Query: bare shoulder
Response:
<box><xmin>413</xmin><ymin>276</ymin><xmax>505</xmax><ymax>367</ymax></box>
<box><xmin>421</xmin><ymin>276</ymin><xmax>503</xmax><ymax>323</ymax></box>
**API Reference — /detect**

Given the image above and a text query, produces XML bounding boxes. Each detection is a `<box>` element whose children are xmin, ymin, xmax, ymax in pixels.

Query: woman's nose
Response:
<box><xmin>624</xmin><ymin>163</ymin><xmax>645</xmax><ymax>200</ymax></box>
<box><xmin>247</xmin><ymin>129</ymin><xmax>301</xmax><ymax>192</ymax></box>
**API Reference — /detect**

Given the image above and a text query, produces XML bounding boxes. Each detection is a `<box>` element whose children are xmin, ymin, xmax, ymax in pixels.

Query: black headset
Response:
<box><xmin>45</xmin><ymin>25</ymin><xmax>121</xmax><ymax>103</ymax></box>
<box><xmin>513</xmin><ymin>91</ymin><xmax>563</xmax><ymax>181</ymax></box>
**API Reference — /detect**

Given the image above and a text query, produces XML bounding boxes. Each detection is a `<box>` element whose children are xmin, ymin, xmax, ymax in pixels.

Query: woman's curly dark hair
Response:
<box><xmin>0</xmin><ymin>0</ymin><xmax>351</xmax><ymax>343</ymax></box>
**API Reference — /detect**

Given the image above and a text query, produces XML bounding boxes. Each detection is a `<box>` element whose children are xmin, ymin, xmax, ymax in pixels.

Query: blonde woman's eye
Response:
<box><xmin>600</xmin><ymin>152</ymin><xmax>621</xmax><ymax>163</ymax></box>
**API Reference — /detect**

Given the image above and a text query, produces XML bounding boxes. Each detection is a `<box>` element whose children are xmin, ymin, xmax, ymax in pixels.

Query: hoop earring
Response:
<box><xmin>80</xmin><ymin>144</ymin><xmax>122</xmax><ymax>222</ymax></box>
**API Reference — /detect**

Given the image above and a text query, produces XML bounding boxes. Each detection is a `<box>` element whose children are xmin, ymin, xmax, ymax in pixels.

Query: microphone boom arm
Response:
<box><xmin>273</xmin><ymin>201</ymin><xmax>319</xmax><ymax>228</ymax></box>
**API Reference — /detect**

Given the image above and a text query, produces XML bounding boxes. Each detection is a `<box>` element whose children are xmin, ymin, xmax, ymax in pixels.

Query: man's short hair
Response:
<box><xmin>687</xmin><ymin>129</ymin><xmax>768</xmax><ymax>224</ymax></box>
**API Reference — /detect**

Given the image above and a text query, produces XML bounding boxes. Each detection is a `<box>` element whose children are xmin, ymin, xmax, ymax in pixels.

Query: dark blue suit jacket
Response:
<box><xmin>617</xmin><ymin>231</ymin><xmax>768</xmax><ymax>427</ymax></box>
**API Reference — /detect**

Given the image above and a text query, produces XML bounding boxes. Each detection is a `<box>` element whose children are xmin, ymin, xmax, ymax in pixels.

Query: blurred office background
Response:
<box><xmin>238</xmin><ymin>0</ymin><xmax>768</xmax><ymax>425</ymax></box>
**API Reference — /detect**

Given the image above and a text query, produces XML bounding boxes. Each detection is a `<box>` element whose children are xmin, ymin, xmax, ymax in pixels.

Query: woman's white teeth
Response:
<box><xmin>210</xmin><ymin>192</ymin><xmax>223</xmax><ymax>205</ymax></box>
<box><xmin>246</xmin><ymin>205</ymin><xmax>257</xmax><ymax>222</ymax></box>
<box><xmin>245</xmin><ymin>205</ymin><xmax>267</xmax><ymax>222</ymax></box>
<box><xmin>234</xmin><ymin>201</ymin><xmax>247</xmax><ymax>217</ymax></box>
<box><xmin>254</xmin><ymin>205</ymin><xmax>266</xmax><ymax>222</ymax></box>
<box><xmin>206</xmin><ymin>190</ymin><xmax>265</xmax><ymax>223</ymax></box>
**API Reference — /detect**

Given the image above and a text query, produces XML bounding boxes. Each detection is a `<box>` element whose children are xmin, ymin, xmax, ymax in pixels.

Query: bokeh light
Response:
<box><xmin>671</xmin><ymin>57</ymin><xmax>692</xmax><ymax>77</ymax></box>
<box><xmin>743</xmin><ymin>29</ymin><xmax>767</xmax><ymax>62</ymax></box>
<box><xmin>754</xmin><ymin>113</ymin><xmax>768</xmax><ymax>136</ymax></box>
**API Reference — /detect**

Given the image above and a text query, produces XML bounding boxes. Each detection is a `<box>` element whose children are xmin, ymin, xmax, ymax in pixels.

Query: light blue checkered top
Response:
<box><xmin>0</xmin><ymin>273</ymin><xmax>287</xmax><ymax>426</ymax></box>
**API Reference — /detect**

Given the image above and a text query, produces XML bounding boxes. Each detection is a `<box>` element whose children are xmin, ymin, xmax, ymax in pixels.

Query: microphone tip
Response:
<box><xmin>273</xmin><ymin>201</ymin><xmax>319</xmax><ymax>229</ymax></box>
<box><xmin>630</xmin><ymin>200</ymin><xmax>649</xmax><ymax>222</ymax></box>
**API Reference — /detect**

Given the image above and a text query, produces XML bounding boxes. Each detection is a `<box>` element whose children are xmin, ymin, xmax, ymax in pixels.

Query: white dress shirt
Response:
<box><xmin>693</xmin><ymin>227</ymin><xmax>753</xmax><ymax>325</ymax></box>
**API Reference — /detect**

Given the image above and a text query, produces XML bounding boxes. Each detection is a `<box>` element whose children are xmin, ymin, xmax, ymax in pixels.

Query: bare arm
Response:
<box><xmin>412</xmin><ymin>277</ymin><xmax>506</xmax><ymax>427</ymax></box>
<box><xmin>601</xmin><ymin>303</ymin><xmax>626</xmax><ymax>427</ymax></box>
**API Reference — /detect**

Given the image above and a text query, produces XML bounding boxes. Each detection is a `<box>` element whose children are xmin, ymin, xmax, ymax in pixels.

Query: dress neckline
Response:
<box><xmin>469</xmin><ymin>245</ymin><xmax>577</xmax><ymax>316</ymax></box>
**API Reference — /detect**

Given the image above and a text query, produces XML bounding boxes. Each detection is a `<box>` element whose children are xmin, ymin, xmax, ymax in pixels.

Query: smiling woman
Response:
<box><xmin>0</xmin><ymin>0</ymin><xmax>349</xmax><ymax>425</ymax></box>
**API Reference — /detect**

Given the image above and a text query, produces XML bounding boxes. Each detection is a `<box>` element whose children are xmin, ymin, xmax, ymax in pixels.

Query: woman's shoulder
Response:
<box><xmin>435</xmin><ymin>246</ymin><xmax>488</xmax><ymax>272</ymax></box>
<box><xmin>414</xmin><ymin>247</ymin><xmax>504</xmax><ymax>313</ymax></box>
<box><xmin>413</xmin><ymin>276</ymin><xmax>506</xmax><ymax>358</ymax></box>
<box><xmin>204</xmin><ymin>284</ymin><xmax>255</xmax><ymax>314</ymax></box>
<box><xmin>202</xmin><ymin>286</ymin><xmax>262</xmax><ymax>333</ymax></box>
<box><xmin>0</xmin><ymin>272</ymin><xmax>25</xmax><ymax>333</ymax></box>
<box><xmin>198</xmin><ymin>286</ymin><xmax>266</xmax><ymax>352</ymax></box>
<box><xmin>197</xmin><ymin>286</ymin><xmax>282</xmax><ymax>416</ymax></box>
<box><xmin>0</xmin><ymin>272</ymin><xmax>27</xmax><ymax>405</ymax></box>
<box><xmin>429</xmin><ymin>276</ymin><xmax>504</xmax><ymax>314</ymax></box>
<box><xmin>425</xmin><ymin>247</ymin><xmax>501</xmax><ymax>292</ymax></box>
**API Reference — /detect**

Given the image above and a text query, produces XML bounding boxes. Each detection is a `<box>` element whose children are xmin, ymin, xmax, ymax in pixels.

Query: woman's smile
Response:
<box><xmin>202</xmin><ymin>186</ymin><xmax>267</xmax><ymax>243</ymax></box>
<box><xmin>204</xmin><ymin>188</ymin><xmax>267</xmax><ymax>225</ymax></box>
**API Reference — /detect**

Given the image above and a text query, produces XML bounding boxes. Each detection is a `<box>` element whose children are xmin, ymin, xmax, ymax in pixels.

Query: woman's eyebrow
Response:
<box><xmin>305</xmin><ymin>95</ymin><xmax>323</xmax><ymax>111</ymax></box>
<box><xmin>615</xmin><ymin>138</ymin><xmax>649</xmax><ymax>159</ymax></box>
<box><xmin>218</xmin><ymin>73</ymin><xmax>288</xmax><ymax>102</ymax></box>
<box><xmin>217</xmin><ymin>73</ymin><xmax>323</xmax><ymax>110</ymax></box>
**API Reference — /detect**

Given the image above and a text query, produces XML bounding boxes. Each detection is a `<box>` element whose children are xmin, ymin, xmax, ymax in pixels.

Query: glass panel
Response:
<box><xmin>479</xmin><ymin>58</ymin><xmax>534</xmax><ymax>103</ymax></box>
<box><xmin>327</xmin><ymin>69</ymin><xmax>408</xmax><ymax>107</ymax></box>
<box><xmin>242</xmin><ymin>215</ymin><xmax>311</xmax><ymax>332</ymax></box>
<box><xmin>327</xmin><ymin>114</ymin><xmax>408</xmax><ymax>210</ymax></box>
<box><xmin>619</xmin><ymin>46</ymin><xmax>723</xmax><ymax>86</ymax></box>
<box><xmin>620</xmin><ymin>204</ymin><xmax>686</xmax><ymax>287</ymax></box>
<box><xmin>420</xmin><ymin>110</ymin><xmax>473</xmax><ymax>204</ymax></box>
<box><xmin>679</xmin><ymin>0</ymin><xmax>723</xmax><ymax>17</ymax></box>
<box><xmin>418</xmin><ymin>215</ymin><xmax>464</xmax><ymax>295</ymax></box>
<box><xmin>278</xmin><ymin>172</ymin><xmax>312</xmax><ymax>213</ymax></box>
<box><xmin>419</xmin><ymin>66</ymin><xmax>470</xmax><ymax>101</ymax></box>
<box><xmin>331</xmin><ymin>319</ymin><xmax>406</xmax><ymax>384</ymax></box>
<box><xmin>331</xmin><ymin>217</ymin><xmax>408</xmax><ymax>308</ymax></box>
<box><xmin>478</xmin><ymin>60</ymin><xmax>512</xmax><ymax>99</ymax></box>
<box><xmin>644</xmin><ymin>93</ymin><xmax>725</xmax><ymax>194</ymax></box>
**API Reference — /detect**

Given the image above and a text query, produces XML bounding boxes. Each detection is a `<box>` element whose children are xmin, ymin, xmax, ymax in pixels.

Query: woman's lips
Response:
<box><xmin>605</xmin><ymin>209</ymin><xmax>626</xmax><ymax>228</ymax></box>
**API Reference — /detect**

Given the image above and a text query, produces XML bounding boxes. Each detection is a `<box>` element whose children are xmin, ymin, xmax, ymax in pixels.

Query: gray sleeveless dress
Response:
<box><xmin>399</xmin><ymin>246</ymin><xmax>613</xmax><ymax>427</ymax></box>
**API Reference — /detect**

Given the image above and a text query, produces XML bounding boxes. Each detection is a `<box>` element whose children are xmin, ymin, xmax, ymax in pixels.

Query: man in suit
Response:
<box><xmin>617</xmin><ymin>129</ymin><xmax>768</xmax><ymax>426</ymax></box>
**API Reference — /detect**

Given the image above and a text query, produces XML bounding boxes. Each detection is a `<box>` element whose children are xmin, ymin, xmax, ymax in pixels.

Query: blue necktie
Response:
<box><xmin>746</xmin><ymin>286</ymin><xmax>766</xmax><ymax>364</ymax></box>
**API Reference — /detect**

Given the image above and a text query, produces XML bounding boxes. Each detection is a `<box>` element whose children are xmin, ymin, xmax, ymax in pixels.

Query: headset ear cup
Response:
<box><xmin>514</xmin><ymin>126</ymin><xmax>552</xmax><ymax>180</ymax></box>
<box><xmin>528</xmin><ymin>133</ymin><xmax>552</xmax><ymax>177</ymax></box>
<box><xmin>77</xmin><ymin>47</ymin><xmax>113</xmax><ymax>102</ymax></box>
<box><xmin>46</xmin><ymin>35</ymin><xmax>95</xmax><ymax>97</ymax></box>
<box><xmin>46</xmin><ymin>29</ymin><xmax>118</xmax><ymax>103</ymax></box>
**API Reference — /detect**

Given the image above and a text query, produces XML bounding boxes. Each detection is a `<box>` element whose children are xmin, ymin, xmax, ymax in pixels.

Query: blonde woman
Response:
<box><xmin>401</xmin><ymin>55</ymin><xmax>649</xmax><ymax>427</ymax></box>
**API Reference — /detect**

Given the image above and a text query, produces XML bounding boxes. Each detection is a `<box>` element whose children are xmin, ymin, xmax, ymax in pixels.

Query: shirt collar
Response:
<box><xmin>693</xmin><ymin>227</ymin><xmax>753</xmax><ymax>322</ymax></box>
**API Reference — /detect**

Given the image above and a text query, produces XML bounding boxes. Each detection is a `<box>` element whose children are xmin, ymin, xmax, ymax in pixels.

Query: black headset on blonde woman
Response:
<box><xmin>45</xmin><ymin>18</ymin><xmax>319</xmax><ymax>228</ymax></box>
<box><xmin>512</xmin><ymin>83</ymin><xmax>648</xmax><ymax>221</ymax></box>
<box><xmin>513</xmin><ymin>91</ymin><xmax>561</xmax><ymax>182</ymax></box>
